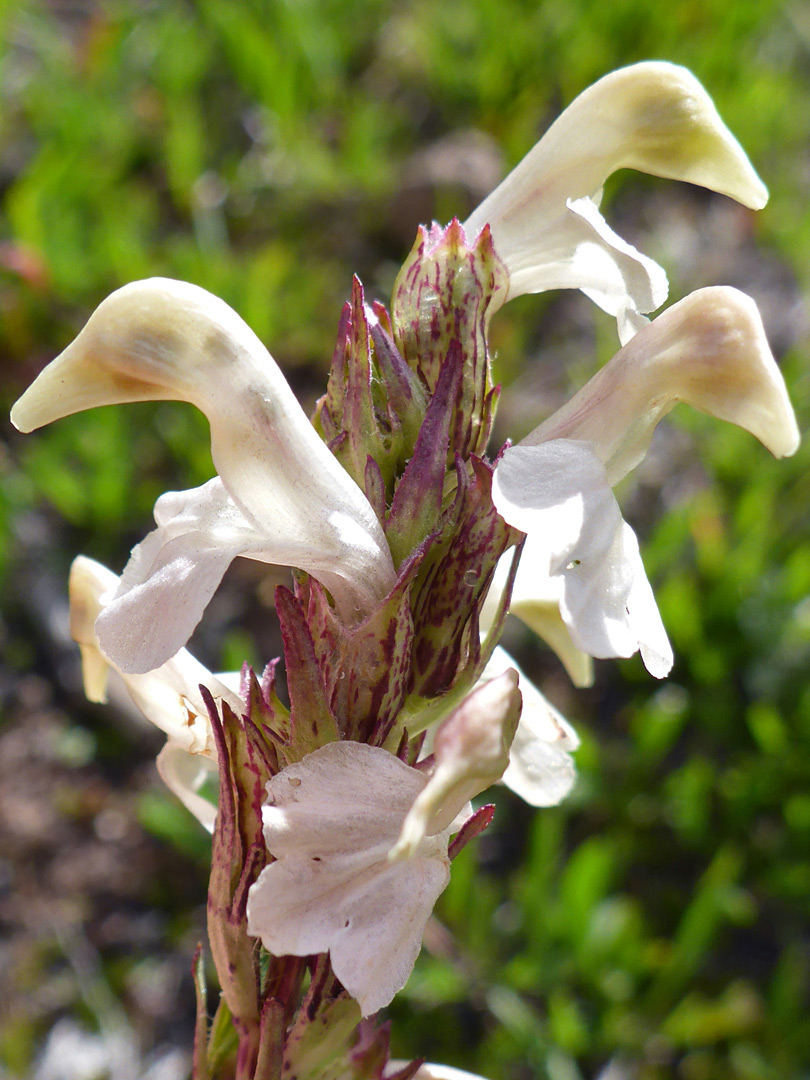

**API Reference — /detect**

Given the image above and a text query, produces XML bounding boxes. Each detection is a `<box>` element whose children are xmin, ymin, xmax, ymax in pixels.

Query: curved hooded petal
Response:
<box><xmin>484</xmin><ymin>647</ymin><xmax>579</xmax><ymax>808</ymax></box>
<box><xmin>246</xmin><ymin>742</ymin><xmax>452</xmax><ymax>1017</ymax></box>
<box><xmin>492</xmin><ymin>441</ymin><xmax>673</xmax><ymax>677</ymax></box>
<box><xmin>524</xmin><ymin>287</ymin><xmax>800</xmax><ymax>483</ymax></box>
<box><xmin>12</xmin><ymin>279</ymin><xmax>396</xmax><ymax>644</ymax></box>
<box><xmin>465</xmin><ymin>62</ymin><xmax>767</xmax><ymax>319</ymax></box>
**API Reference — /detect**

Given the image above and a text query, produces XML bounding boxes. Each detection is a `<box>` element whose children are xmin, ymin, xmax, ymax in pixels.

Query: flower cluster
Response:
<box><xmin>11</xmin><ymin>63</ymin><xmax>798</xmax><ymax>1079</ymax></box>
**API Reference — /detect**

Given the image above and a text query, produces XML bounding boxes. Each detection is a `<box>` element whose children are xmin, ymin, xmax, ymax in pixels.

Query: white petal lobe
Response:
<box><xmin>492</xmin><ymin>442</ymin><xmax>672</xmax><ymax>677</ymax></box>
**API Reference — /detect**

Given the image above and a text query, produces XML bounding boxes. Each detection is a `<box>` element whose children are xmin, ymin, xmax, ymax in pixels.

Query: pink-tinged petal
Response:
<box><xmin>465</xmin><ymin>62</ymin><xmax>767</xmax><ymax>319</ymax></box>
<box><xmin>246</xmin><ymin>742</ymin><xmax>452</xmax><ymax>1016</ymax></box>
<box><xmin>492</xmin><ymin>442</ymin><xmax>672</xmax><ymax>677</ymax></box>
<box><xmin>261</xmin><ymin>742</ymin><xmax>425</xmax><ymax>858</ymax></box>
<box><xmin>485</xmin><ymin>647</ymin><xmax>578</xmax><ymax>808</ymax></box>
<box><xmin>11</xmin><ymin>279</ymin><xmax>395</xmax><ymax>627</ymax></box>
<box><xmin>249</xmin><ymin>840</ymin><xmax>448</xmax><ymax>1017</ymax></box>
<box><xmin>524</xmin><ymin>287</ymin><xmax>800</xmax><ymax>483</ymax></box>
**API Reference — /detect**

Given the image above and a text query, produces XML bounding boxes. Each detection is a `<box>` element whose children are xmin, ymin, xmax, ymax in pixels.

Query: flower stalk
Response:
<box><xmin>10</xmin><ymin>62</ymin><xmax>798</xmax><ymax>1079</ymax></box>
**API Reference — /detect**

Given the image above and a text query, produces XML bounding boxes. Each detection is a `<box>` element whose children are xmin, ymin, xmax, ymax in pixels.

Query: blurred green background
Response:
<box><xmin>1</xmin><ymin>2</ymin><xmax>809</xmax><ymax>1079</ymax></box>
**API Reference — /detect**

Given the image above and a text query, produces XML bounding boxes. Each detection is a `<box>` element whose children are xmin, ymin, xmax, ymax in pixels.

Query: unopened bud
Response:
<box><xmin>390</xmin><ymin>671</ymin><xmax>522</xmax><ymax>860</ymax></box>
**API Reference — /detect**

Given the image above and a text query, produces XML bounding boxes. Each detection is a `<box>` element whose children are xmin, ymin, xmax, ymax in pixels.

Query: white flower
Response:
<box><xmin>68</xmin><ymin>554</ymin><xmax>242</xmax><ymax>830</ymax></box>
<box><xmin>468</xmin><ymin>63</ymin><xmax>797</xmax><ymax>681</ymax></box>
<box><xmin>492</xmin><ymin>288</ymin><xmax>799</xmax><ymax>677</ymax></box>
<box><xmin>247</xmin><ymin>674</ymin><xmax>530</xmax><ymax>1014</ymax></box>
<box><xmin>246</xmin><ymin>742</ymin><xmax>455</xmax><ymax>1016</ymax></box>
<box><xmin>11</xmin><ymin>279</ymin><xmax>396</xmax><ymax>674</ymax></box>
<box><xmin>465</xmin><ymin>62</ymin><xmax>768</xmax><ymax>340</ymax></box>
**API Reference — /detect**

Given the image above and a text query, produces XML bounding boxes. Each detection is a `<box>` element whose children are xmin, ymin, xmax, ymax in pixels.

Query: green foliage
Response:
<box><xmin>2</xmin><ymin>1</ymin><xmax>809</xmax><ymax>1077</ymax></box>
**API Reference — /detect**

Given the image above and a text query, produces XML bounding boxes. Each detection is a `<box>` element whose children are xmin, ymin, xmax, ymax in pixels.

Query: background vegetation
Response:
<box><xmin>1</xmin><ymin>2</ymin><xmax>809</xmax><ymax>1078</ymax></box>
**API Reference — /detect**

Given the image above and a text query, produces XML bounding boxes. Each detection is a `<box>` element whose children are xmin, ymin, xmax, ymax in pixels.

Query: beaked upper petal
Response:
<box><xmin>464</xmin><ymin>62</ymin><xmax>767</xmax><ymax>317</ymax></box>
<box><xmin>466</xmin><ymin>62</ymin><xmax>767</xmax><ymax>243</ymax></box>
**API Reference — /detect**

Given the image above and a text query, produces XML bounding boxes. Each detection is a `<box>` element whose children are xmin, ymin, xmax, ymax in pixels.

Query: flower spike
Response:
<box><xmin>8</xmin><ymin>59</ymin><xmax>799</xmax><ymax>1069</ymax></box>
